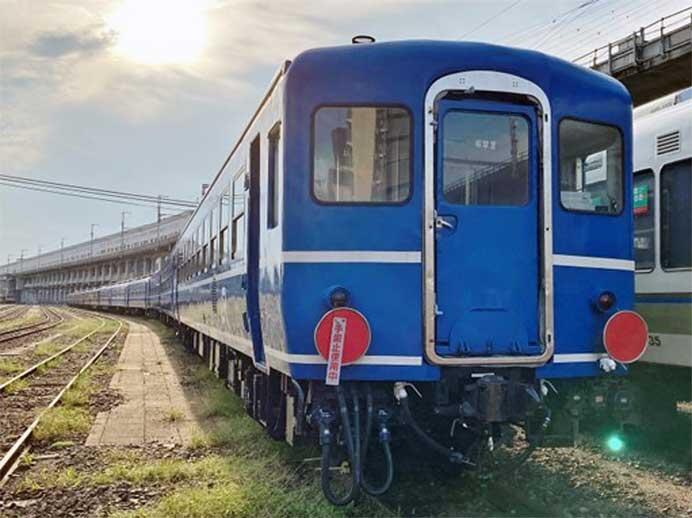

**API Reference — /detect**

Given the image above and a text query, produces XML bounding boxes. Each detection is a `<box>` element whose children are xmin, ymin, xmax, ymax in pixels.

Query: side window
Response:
<box><xmin>232</xmin><ymin>173</ymin><xmax>246</xmax><ymax>260</ymax></box>
<box><xmin>219</xmin><ymin>187</ymin><xmax>230</xmax><ymax>265</ymax></box>
<box><xmin>633</xmin><ymin>170</ymin><xmax>655</xmax><ymax>272</ymax></box>
<box><xmin>267</xmin><ymin>123</ymin><xmax>281</xmax><ymax>229</ymax></box>
<box><xmin>209</xmin><ymin>205</ymin><xmax>217</xmax><ymax>267</ymax></box>
<box><xmin>313</xmin><ymin>106</ymin><xmax>410</xmax><ymax>203</ymax></box>
<box><xmin>201</xmin><ymin>217</ymin><xmax>208</xmax><ymax>269</ymax></box>
<box><xmin>559</xmin><ymin>119</ymin><xmax>623</xmax><ymax>214</ymax></box>
<box><xmin>661</xmin><ymin>159</ymin><xmax>692</xmax><ymax>270</ymax></box>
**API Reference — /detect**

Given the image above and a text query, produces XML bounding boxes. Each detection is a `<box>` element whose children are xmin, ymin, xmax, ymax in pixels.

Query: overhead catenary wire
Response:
<box><xmin>0</xmin><ymin>180</ymin><xmax>167</xmax><ymax>210</ymax></box>
<box><xmin>459</xmin><ymin>0</ymin><xmax>524</xmax><ymax>39</ymax></box>
<box><xmin>539</xmin><ymin>0</ymin><xmax>677</xmax><ymax>58</ymax></box>
<box><xmin>527</xmin><ymin>0</ymin><xmax>603</xmax><ymax>52</ymax></box>
<box><xmin>0</xmin><ymin>173</ymin><xmax>197</xmax><ymax>209</ymax></box>
<box><xmin>499</xmin><ymin>0</ymin><xmax>602</xmax><ymax>45</ymax></box>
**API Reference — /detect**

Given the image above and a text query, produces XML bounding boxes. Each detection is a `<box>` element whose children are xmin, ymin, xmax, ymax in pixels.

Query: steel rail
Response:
<box><xmin>0</xmin><ymin>315</ymin><xmax>106</xmax><ymax>392</ymax></box>
<box><xmin>0</xmin><ymin>307</ymin><xmax>65</xmax><ymax>344</ymax></box>
<box><xmin>0</xmin><ymin>315</ymin><xmax>123</xmax><ymax>484</ymax></box>
<box><xmin>0</xmin><ymin>306</ymin><xmax>29</xmax><ymax>323</ymax></box>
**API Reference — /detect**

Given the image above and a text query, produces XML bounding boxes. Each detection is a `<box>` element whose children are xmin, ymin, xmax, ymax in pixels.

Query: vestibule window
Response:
<box><xmin>313</xmin><ymin>106</ymin><xmax>410</xmax><ymax>203</ymax></box>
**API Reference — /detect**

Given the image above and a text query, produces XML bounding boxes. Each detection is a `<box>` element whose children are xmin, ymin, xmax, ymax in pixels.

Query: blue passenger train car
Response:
<box><xmin>67</xmin><ymin>39</ymin><xmax>649</xmax><ymax>503</ymax></box>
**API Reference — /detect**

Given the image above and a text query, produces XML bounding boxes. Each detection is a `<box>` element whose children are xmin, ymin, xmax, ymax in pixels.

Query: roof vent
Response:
<box><xmin>656</xmin><ymin>131</ymin><xmax>680</xmax><ymax>155</ymax></box>
<box><xmin>352</xmin><ymin>35</ymin><xmax>375</xmax><ymax>44</ymax></box>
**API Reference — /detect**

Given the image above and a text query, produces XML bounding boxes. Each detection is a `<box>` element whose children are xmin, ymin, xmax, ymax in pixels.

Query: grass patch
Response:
<box><xmin>60</xmin><ymin>373</ymin><xmax>93</xmax><ymax>407</ymax></box>
<box><xmin>32</xmin><ymin>368</ymin><xmax>98</xmax><ymax>442</ymax></box>
<box><xmin>3</xmin><ymin>378</ymin><xmax>29</xmax><ymax>394</ymax></box>
<box><xmin>34</xmin><ymin>341</ymin><xmax>65</xmax><ymax>358</ymax></box>
<box><xmin>0</xmin><ymin>358</ymin><xmax>24</xmax><ymax>375</ymax></box>
<box><xmin>34</xmin><ymin>407</ymin><xmax>91</xmax><ymax>442</ymax></box>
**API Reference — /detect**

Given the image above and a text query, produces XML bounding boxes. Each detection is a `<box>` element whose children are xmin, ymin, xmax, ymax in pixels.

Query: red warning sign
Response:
<box><xmin>314</xmin><ymin>308</ymin><xmax>371</xmax><ymax>386</ymax></box>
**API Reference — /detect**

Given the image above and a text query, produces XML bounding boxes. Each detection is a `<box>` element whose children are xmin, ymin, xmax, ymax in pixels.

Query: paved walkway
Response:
<box><xmin>86</xmin><ymin>322</ymin><xmax>201</xmax><ymax>446</ymax></box>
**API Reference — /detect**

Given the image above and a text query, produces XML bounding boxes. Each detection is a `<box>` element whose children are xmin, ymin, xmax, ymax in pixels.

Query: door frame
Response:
<box><xmin>423</xmin><ymin>70</ymin><xmax>555</xmax><ymax>366</ymax></box>
<box><xmin>247</xmin><ymin>134</ymin><xmax>267</xmax><ymax>369</ymax></box>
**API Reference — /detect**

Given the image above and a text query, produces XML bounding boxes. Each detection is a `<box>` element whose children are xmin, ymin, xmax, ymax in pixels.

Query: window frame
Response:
<box><xmin>267</xmin><ymin>122</ymin><xmax>281</xmax><ymax>229</ymax></box>
<box><xmin>633</xmin><ymin>168</ymin><xmax>656</xmax><ymax>274</ymax></box>
<box><xmin>310</xmin><ymin>103</ymin><xmax>414</xmax><ymax>206</ymax></box>
<box><xmin>441</xmin><ymin>109</ymin><xmax>533</xmax><ymax>208</ymax></box>
<box><xmin>557</xmin><ymin>117</ymin><xmax>626</xmax><ymax>217</ymax></box>
<box><xmin>231</xmin><ymin>169</ymin><xmax>246</xmax><ymax>261</ymax></box>
<box><xmin>660</xmin><ymin>158</ymin><xmax>692</xmax><ymax>272</ymax></box>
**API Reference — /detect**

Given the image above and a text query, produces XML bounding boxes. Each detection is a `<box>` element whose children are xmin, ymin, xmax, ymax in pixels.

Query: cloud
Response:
<box><xmin>28</xmin><ymin>26</ymin><xmax>116</xmax><ymax>58</ymax></box>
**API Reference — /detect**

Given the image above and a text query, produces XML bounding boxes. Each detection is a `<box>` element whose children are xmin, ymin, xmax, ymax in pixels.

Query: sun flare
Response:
<box><xmin>108</xmin><ymin>0</ymin><xmax>207</xmax><ymax>65</ymax></box>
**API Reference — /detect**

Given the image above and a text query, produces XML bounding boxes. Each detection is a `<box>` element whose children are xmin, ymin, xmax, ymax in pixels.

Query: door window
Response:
<box><xmin>442</xmin><ymin>111</ymin><xmax>529</xmax><ymax>206</ymax></box>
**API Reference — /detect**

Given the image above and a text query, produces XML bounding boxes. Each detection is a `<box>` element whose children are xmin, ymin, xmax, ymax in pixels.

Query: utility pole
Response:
<box><xmin>19</xmin><ymin>249</ymin><xmax>27</xmax><ymax>273</ymax></box>
<box><xmin>60</xmin><ymin>238</ymin><xmax>65</xmax><ymax>265</ymax></box>
<box><xmin>120</xmin><ymin>211</ymin><xmax>130</xmax><ymax>250</ymax></box>
<box><xmin>90</xmin><ymin>223</ymin><xmax>99</xmax><ymax>258</ymax></box>
<box><xmin>37</xmin><ymin>245</ymin><xmax>42</xmax><ymax>268</ymax></box>
<box><xmin>118</xmin><ymin>210</ymin><xmax>129</xmax><ymax>280</ymax></box>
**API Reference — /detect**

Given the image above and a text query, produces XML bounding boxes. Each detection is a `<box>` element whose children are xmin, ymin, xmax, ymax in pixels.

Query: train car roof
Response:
<box><xmin>285</xmin><ymin>39</ymin><xmax>631</xmax><ymax>107</ymax></box>
<box><xmin>634</xmin><ymin>87</ymin><xmax>692</xmax><ymax>120</ymax></box>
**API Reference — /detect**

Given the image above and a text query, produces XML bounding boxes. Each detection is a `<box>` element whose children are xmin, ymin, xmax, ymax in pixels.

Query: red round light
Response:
<box><xmin>314</xmin><ymin>307</ymin><xmax>371</xmax><ymax>365</ymax></box>
<box><xmin>603</xmin><ymin>310</ymin><xmax>648</xmax><ymax>364</ymax></box>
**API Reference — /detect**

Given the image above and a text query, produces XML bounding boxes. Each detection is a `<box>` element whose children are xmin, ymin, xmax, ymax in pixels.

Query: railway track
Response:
<box><xmin>0</xmin><ymin>307</ymin><xmax>65</xmax><ymax>344</ymax></box>
<box><xmin>0</xmin><ymin>314</ymin><xmax>123</xmax><ymax>484</ymax></box>
<box><xmin>0</xmin><ymin>306</ymin><xmax>29</xmax><ymax>323</ymax></box>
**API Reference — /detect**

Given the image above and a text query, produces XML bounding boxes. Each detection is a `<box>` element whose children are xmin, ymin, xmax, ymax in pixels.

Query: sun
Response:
<box><xmin>108</xmin><ymin>0</ymin><xmax>208</xmax><ymax>65</ymax></box>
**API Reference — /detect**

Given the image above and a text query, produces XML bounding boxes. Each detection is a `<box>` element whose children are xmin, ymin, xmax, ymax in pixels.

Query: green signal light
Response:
<box><xmin>606</xmin><ymin>434</ymin><xmax>625</xmax><ymax>453</ymax></box>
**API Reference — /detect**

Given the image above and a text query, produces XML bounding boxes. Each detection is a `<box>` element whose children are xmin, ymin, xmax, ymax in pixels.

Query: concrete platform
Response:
<box><xmin>86</xmin><ymin>321</ymin><xmax>201</xmax><ymax>446</ymax></box>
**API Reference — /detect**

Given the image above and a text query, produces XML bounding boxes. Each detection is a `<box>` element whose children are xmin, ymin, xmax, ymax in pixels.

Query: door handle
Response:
<box><xmin>435</xmin><ymin>215</ymin><xmax>456</xmax><ymax>230</ymax></box>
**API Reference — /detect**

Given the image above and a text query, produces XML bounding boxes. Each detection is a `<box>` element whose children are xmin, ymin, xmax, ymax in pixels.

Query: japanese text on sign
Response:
<box><xmin>325</xmin><ymin>317</ymin><xmax>347</xmax><ymax>386</ymax></box>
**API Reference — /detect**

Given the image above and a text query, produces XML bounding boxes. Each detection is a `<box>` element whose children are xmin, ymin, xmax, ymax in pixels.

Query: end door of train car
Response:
<box><xmin>434</xmin><ymin>98</ymin><xmax>541</xmax><ymax>359</ymax></box>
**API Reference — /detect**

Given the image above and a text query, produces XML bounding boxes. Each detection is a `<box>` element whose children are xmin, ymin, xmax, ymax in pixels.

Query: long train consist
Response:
<box><xmin>632</xmin><ymin>88</ymin><xmax>691</xmax><ymax>414</ymax></box>
<box><xmin>67</xmin><ymin>40</ymin><xmax>650</xmax><ymax>503</ymax></box>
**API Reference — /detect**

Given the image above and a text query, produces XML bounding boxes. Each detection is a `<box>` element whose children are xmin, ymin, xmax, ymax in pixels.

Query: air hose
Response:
<box><xmin>319</xmin><ymin>387</ymin><xmax>360</xmax><ymax>506</ymax></box>
<box><xmin>360</xmin><ymin>385</ymin><xmax>394</xmax><ymax>496</ymax></box>
<box><xmin>395</xmin><ymin>383</ymin><xmax>469</xmax><ymax>465</ymax></box>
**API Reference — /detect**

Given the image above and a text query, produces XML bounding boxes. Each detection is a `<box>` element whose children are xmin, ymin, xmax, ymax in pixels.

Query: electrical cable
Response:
<box><xmin>0</xmin><ymin>181</ymin><xmax>163</xmax><ymax>209</ymax></box>
<box><xmin>0</xmin><ymin>173</ymin><xmax>196</xmax><ymax>208</ymax></box>
<box><xmin>459</xmin><ymin>0</ymin><xmax>524</xmax><ymax>39</ymax></box>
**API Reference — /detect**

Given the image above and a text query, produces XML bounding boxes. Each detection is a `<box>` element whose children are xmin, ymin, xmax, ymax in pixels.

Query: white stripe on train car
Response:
<box><xmin>282</xmin><ymin>251</ymin><xmax>422</xmax><ymax>264</ymax></box>
<box><xmin>266</xmin><ymin>349</ymin><xmax>423</xmax><ymax>366</ymax></box>
<box><xmin>553</xmin><ymin>255</ymin><xmax>635</xmax><ymax>271</ymax></box>
<box><xmin>552</xmin><ymin>353</ymin><xmax>608</xmax><ymax>363</ymax></box>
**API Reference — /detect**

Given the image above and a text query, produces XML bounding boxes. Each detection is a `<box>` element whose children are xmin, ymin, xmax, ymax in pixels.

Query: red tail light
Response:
<box><xmin>603</xmin><ymin>310</ymin><xmax>648</xmax><ymax>364</ymax></box>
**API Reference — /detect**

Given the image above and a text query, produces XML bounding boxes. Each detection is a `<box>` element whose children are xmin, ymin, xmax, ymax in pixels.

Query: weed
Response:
<box><xmin>0</xmin><ymin>358</ymin><xmax>24</xmax><ymax>375</ymax></box>
<box><xmin>3</xmin><ymin>378</ymin><xmax>29</xmax><ymax>394</ymax></box>
<box><xmin>34</xmin><ymin>407</ymin><xmax>91</xmax><ymax>442</ymax></box>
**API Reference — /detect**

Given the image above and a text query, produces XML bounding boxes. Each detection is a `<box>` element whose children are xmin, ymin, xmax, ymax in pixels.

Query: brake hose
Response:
<box><xmin>360</xmin><ymin>385</ymin><xmax>394</xmax><ymax>495</ymax></box>
<box><xmin>395</xmin><ymin>383</ymin><xmax>469</xmax><ymax>465</ymax></box>
<box><xmin>319</xmin><ymin>387</ymin><xmax>360</xmax><ymax>506</ymax></box>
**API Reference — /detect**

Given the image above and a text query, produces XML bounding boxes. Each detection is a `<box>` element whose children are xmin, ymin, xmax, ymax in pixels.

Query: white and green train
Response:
<box><xmin>632</xmin><ymin>87</ymin><xmax>691</xmax><ymax>410</ymax></box>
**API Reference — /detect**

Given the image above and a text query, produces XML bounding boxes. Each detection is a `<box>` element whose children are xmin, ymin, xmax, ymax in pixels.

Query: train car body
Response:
<box><xmin>633</xmin><ymin>88</ymin><xmax>692</xmax><ymax>369</ymax></box>
<box><xmin>68</xmin><ymin>40</ymin><xmax>651</xmax><ymax>502</ymax></box>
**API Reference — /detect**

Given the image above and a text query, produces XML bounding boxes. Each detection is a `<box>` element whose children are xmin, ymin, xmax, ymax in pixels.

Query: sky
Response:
<box><xmin>0</xmin><ymin>0</ymin><xmax>688</xmax><ymax>263</ymax></box>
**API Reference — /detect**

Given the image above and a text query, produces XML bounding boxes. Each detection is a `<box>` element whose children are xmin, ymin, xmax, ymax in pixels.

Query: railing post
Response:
<box><xmin>607</xmin><ymin>42</ymin><xmax>612</xmax><ymax>74</ymax></box>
